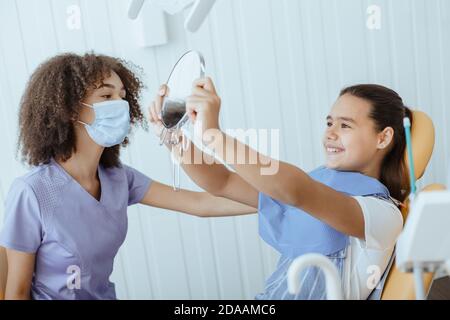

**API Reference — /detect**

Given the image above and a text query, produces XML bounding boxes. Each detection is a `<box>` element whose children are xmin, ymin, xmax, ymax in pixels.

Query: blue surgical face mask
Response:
<box><xmin>78</xmin><ymin>100</ymin><xmax>131</xmax><ymax>147</ymax></box>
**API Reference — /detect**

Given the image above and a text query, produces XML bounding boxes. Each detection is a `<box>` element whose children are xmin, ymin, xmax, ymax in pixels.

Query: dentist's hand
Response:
<box><xmin>148</xmin><ymin>85</ymin><xmax>168</xmax><ymax>139</ymax></box>
<box><xmin>186</xmin><ymin>77</ymin><xmax>222</xmax><ymax>141</ymax></box>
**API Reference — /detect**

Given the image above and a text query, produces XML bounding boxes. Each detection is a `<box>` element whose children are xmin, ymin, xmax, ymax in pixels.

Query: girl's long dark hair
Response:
<box><xmin>340</xmin><ymin>84</ymin><xmax>412</xmax><ymax>203</ymax></box>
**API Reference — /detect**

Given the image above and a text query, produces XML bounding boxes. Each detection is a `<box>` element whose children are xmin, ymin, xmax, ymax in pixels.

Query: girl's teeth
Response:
<box><xmin>327</xmin><ymin>148</ymin><xmax>343</xmax><ymax>153</ymax></box>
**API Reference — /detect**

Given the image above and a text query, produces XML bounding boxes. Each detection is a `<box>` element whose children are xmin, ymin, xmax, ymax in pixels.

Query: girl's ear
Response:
<box><xmin>377</xmin><ymin>127</ymin><xmax>394</xmax><ymax>150</ymax></box>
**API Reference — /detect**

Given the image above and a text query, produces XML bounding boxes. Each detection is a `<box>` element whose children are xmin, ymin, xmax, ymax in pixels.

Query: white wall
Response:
<box><xmin>0</xmin><ymin>0</ymin><xmax>449</xmax><ymax>299</ymax></box>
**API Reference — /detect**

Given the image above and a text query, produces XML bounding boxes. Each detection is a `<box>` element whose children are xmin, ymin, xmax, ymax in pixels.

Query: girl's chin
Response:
<box><xmin>325</xmin><ymin>160</ymin><xmax>340</xmax><ymax>169</ymax></box>
<box><xmin>325</xmin><ymin>162</ymin><xmax>358</xmax><ymax>173</ymax></box>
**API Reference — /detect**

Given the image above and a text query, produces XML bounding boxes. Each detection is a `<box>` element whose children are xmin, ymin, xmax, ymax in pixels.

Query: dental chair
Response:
<box><xmin>381</xmin><ymin>110</ymin><xmax>444</xmax><ymax>300</ymax></box>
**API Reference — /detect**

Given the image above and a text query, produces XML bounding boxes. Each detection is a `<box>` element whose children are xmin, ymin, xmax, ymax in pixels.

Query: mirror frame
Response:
<box><xmin>161</xmin><ymin>50</ymin><xmax>205</xmax><ymax>130</ymax></box>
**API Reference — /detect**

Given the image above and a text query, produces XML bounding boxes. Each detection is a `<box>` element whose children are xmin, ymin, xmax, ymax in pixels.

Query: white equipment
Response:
<box><xmin>396</xmin><ymin>190</ymin><xmax>450</xmax><ymax>299</ymax></box>
<box><xmin>287</xmin><ymin>253</ymin><xmax>343</xmax><ymax>300</ymax></box>
<box><xmin>128</xmin><ymin>0</ymin><xmax>217</xmax><ymax>32</ymax></box>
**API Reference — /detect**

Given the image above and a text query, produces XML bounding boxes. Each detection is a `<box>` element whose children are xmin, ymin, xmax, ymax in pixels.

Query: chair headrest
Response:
<box><xmin>406</xmin><ymin>110</ymin><xmax>435</xmax><ymax>180</ymax></box>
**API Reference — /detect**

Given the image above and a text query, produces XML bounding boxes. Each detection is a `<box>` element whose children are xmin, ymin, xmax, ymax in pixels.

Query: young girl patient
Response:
<box><xmin>149</xmin><ymin>78</ymin><xmax>410</xmax><ymax>300</ymax></box>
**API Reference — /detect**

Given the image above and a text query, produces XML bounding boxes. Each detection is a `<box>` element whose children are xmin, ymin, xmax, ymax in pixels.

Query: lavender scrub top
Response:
<box><xmin>0</xmin><ymin>158</ymin><xmax>152</xmax><ymax>300</ymax></box>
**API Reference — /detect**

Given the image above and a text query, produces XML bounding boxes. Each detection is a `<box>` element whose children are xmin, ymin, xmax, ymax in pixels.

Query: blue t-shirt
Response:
<box><xmin>0</xmin><ymin>158</ymin><xmax>152</xmax><ymax>300</ymax></box>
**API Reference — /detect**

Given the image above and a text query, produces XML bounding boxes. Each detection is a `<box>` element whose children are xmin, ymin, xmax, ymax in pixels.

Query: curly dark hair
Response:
<box><xmin>17</xmin><ymin>52</ymin><xmax>147</xmax><ymax>168</ymax></box>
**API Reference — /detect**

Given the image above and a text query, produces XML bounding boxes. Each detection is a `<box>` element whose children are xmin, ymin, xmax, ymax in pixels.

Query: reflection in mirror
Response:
<box><xmin>161</xmin><ymin>98</ymin><xmax>186</xmax><ymax>129</ymax></box>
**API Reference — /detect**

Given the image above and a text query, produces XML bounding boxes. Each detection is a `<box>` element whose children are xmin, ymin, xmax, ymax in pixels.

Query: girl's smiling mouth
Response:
<box><xmin>325</xmin><ymin>144</ymin><xmax>345</xmax><ymax>155</ymax></box>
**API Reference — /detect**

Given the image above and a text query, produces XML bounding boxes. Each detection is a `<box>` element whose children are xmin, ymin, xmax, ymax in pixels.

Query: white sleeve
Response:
<box><xmin>353</xmin><ymin>196</ymin><xmax>403</xmax><ymax>251</ymax></box>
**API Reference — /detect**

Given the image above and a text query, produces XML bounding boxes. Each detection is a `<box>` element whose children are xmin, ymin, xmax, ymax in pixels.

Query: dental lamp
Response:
<box><xmin>128</xmin><ymin>0</ymin><xmax>217</xmax><ymax>33</ymax></box>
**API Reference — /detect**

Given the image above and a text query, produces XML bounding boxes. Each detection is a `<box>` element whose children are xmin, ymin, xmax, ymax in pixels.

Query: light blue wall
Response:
<box><xmin>0</xmin><ymin>0</ymin><xmax>449</xmax><ymax>299</ymax></box>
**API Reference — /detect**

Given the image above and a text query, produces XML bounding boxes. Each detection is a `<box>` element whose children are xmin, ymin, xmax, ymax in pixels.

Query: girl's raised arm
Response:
<box><xmin>185</xmin><ymin>77</ymin><xmax>366</xmax><ymax>239</ymax></box>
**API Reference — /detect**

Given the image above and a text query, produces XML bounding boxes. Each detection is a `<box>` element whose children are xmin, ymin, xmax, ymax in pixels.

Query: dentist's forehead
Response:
<box><xmin>95</xmin><ymin>70</ymin><xmax>125</xmax><ymax>89</ymax></box>
<box><xmin>97</xmin><ymin>83</ymin><xmax>125</xmax><ymax>91</ymax></box>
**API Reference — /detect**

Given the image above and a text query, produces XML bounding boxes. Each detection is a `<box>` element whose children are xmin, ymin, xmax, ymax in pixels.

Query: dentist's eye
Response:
<box><xmin>341</xmin><ymin>123</ymin><xmax>351</xmax><ymax>128</ymax></box>
<box><xmin>102</xmin><ymin>95</ymin><xmax>112</xmax><ymax>99</ymax></box>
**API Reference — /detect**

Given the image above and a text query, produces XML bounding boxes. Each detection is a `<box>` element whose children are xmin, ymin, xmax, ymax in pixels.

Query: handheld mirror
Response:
<box><xmin>159</xmin><ymin>50</ymin><xmax>205</xmax><ymax>191</ymax></box>
<box><xmin>159</xmin><ymin>50</ymin><xmax>205</xmax><ymax>145</ymax></box>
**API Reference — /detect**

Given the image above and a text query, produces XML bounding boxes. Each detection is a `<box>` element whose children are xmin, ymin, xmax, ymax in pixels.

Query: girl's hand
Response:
<box><xmin>186</xmin><ymin>77</ymin><xmax>222</xmax><ymax>141</ymax></box>
<box><xmin>148</xmin><ymin>85</ymin><xmax>168</xmax><ymax>139</ymax></box>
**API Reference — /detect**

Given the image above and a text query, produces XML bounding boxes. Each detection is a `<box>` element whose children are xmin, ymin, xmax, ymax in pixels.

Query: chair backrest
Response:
<box><xmin>405</xmin><ymin>111</ymin><xmax>435</xmax><ymax>180</ymax></box>
<box><xmin>381</xmin><ymin>110</ymin><xmax>437</xmax><ymax>300</ymax></box>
